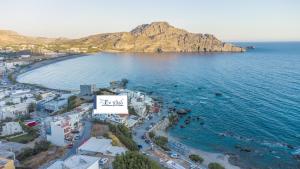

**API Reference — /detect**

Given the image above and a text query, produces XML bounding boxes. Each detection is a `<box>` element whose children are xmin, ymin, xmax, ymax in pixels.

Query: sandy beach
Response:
<box><xmin>16</xmin><ymin>54</ymin><xmax>87</xmax><ymax>77</ymax></box>
<box><xmin>14</xmin><ymin>53</ymin><xmax>88</xmax><ymax>92</ymax></box>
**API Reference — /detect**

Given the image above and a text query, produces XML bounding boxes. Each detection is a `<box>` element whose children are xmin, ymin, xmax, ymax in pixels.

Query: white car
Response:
<box><xmin>159</xmin><ymin>158</ymin><xmax>165</xmax><ymax>163</ymax></box>
<box><xmin>170</xmin><ymin>153</ymin><xmax>179</xmax><ymax>158</ymax></box>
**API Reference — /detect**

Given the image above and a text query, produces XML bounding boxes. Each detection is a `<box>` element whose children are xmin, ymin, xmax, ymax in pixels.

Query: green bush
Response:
<box><xmin>35</xmin><ymin>94</ymin><xmax>42</xmax><ymax>101</ymax></box>
<box><xmin>109</xmin><ymin>124</ymin><xmax>138</xmax><ymax>151</ymax></box>
<box><xmin>153</xmin><ymin>136</ymin><xmax>169</xmax><ymax>151</ymax></box>
<box><xmin>208</xmin><ymin>163</ymin><xmax>225</xmax><ymax>169</ymax></box>
<box><xmin>128</xmin><ymin>106</ymin><xmax>138</xmax><ymax>115</ymax></box>
<box><xmin>113</xmin><ymin>151</ymin><xmax>161</xmax><ymax>169</ymax></box>
<box><xmin>67</xmin><ymin>95</ymin><xmax>77</xmax><ymax>110</ymax></box>
<box><xmin>149</xmin><ymin>131</ymin><xmax>155</xmax><ymax>139</ymax></box>
<box><xmin>189</xmin><ymin>154</ymin><xmax>204</xmax><ymax>163</ymax></box>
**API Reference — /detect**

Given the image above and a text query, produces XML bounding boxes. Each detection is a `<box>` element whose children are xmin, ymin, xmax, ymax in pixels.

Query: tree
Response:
<box><xmin>113</xmin><ymin>151</ymin><xmax>161</xmax><ymax>169</ymax></box>
<box><xmin>35</xmin><ymin>94</ymin><xmax>42</xmax><ymax>101</ymax></box>
<box><xmin>108</xmin><ymin>124</ymin><xmax>138</xmax><ymax>151</ymax></box>
<box><xmin>27</xmin><ymin>102</ymin><xmax>36</xmax><ymax>113</ymax></box>
<box><xmin>149</xmin><ymin>131</ymin><xmax>155</xmax><ymax>139</ymax></box>
<box><xmin>208</xmin><ymin>163</ymin><xmax>225</xmax><ymax>169</ymax></box>
<box><xmin>189</xmin><ymin>154</ymin><xmax>204</xmax><ymax>164</ymax></box>
<box><xmin>153</xmin><ymin>136</ymin><xmax>169</xmax><ymax>151</ymax></box>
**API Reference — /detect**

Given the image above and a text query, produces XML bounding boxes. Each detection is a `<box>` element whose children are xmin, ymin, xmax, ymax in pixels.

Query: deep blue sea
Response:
<box><xmin>18</xmin><ymin>42</ymin><xmax>300</xmax><ymax>169</ymax></box>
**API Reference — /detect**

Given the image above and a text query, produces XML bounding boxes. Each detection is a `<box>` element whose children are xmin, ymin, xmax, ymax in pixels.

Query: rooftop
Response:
<box><xmin>47</xmin><ymin>155</ymin><xmax>99</xmax><ymax>169</ymax></box>
<box><xmin>78</xmin><ymin>137</ymin><xmax>127</xmax><ymax>156</ymax></box>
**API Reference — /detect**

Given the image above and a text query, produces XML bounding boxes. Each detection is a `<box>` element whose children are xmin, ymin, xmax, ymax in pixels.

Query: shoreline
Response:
<box><xmin>14</xmin><ymin>53</ymin><xmax>89</xmax><ymax>92</ymax></box>
<box><xmin>151</xmin><ymin>113</ymin><xmax>240</xmax><ymax>169</ymax></box>
<box><xmin>14</xmin><ymin>53</ymin><xmax>241</xmax><ymax>169</ymax></box>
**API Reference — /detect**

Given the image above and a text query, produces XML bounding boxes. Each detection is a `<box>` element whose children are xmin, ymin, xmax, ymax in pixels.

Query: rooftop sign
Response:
<box><xmin>93</xmin><ymin>95</ymin><xmax>128</xmax><ymax>114</ymax></box>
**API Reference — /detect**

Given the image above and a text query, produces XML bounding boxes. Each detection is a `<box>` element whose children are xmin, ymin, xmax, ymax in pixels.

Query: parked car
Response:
<box><xmin>159</xmin><ymin>158</ymin><xmax>165</xmax><ymax>163</ymax></box>
<box><xmin>138</xmin><ymin>145</ymin><xmax>143</xmax><ymax>149</ymax></box>
<box><xmin>169</xmin><ymin>152</ymin><xmax>179</xmax><ymax>158</ymax></box>
<box><xmin>72</xmin><ymin>130</ymin><xmax>80</xmax><ymax>133</ymax></box>
<box><xmin>67</xmin><ymin>143</ymin><xmax>73</xmax><ymax>149</ymax></box>
<box><xmin>74</xmin><ymin>135</ymin><xmax>80</xmax><ymax>140</ymax></box>
<box><xmin>145</xmin><ymin>139</ymin><xmax>151</xmax><ymax>144</ymax></box>
<box><xmin>99</xmin><ymin>158</ymin><xmax>108</xmax><ymax>165</ymax></box>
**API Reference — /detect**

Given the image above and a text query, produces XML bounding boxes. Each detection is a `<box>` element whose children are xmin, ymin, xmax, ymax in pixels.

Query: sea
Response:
<box><xmin>18</xmin><ymin>42</ymin><xmax>300</xmax><ymax>169</ymax></box>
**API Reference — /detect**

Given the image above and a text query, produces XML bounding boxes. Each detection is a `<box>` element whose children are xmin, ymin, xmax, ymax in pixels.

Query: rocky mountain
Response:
<box><xmin>0</xmin><ymin>30</ymin><xmax>54</xmax><ymax>46</ymax></box>
<box><xmin>0</xmin><ymin>22</ymin><xmax>245</xmax><ymax>53</ymax></box>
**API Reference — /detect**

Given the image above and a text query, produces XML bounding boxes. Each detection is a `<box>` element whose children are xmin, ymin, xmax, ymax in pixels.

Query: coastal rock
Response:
<box><xmin>235</xmin><ymin>145</ymin><xmax>252</xmax><ymax>153</ymax></box>
<box><xmin>176</xmin><ymin>108</ymin><xmax>191</xmax><ymax>115</ymax></box>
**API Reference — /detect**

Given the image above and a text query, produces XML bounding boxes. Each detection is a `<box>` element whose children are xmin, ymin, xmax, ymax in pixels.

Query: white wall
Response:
<box><xmin>46</xmin><ymin>122</ymin><xmax>66</xmax><ymax>146</ymax></box>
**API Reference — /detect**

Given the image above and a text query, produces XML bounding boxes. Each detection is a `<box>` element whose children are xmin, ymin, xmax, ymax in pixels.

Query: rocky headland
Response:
<box><xmin>0</xmin><ymin>22</ymin><xmax>245</xmax><ymax>53</ymax></box>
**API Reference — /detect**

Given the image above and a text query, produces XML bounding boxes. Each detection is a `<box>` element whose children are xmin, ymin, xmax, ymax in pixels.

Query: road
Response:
<box><xmin>62</xmin><ymin>119</ymin><xmax>92</xmax><ymax>160</ymax></box>
<box><xmin>132</xmin><ymin>110</ymin><xmax>172</xmax><ymax>166</ymax></box>
<box><xmin>132</xmin><ymin>112</ymin><xmax>161</xmax><ymax>151</ymax></box>
<box><xmin>132</xmin><ymin>108</ymin><xmax>207</xmax><ymax>169</ymax></box>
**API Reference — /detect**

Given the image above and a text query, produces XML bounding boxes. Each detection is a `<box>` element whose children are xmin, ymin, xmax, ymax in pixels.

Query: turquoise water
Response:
<box><xmin>18</xmin><ymin>42</ymin><xmax>300</xmax><ymax>169</ymax></box>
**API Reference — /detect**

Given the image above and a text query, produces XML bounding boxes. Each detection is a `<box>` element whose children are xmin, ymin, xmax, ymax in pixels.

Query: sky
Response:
<box><xmin>0</xmin><ymin>0</ymin><xmax>299</xmax><ymax>41</ymax></box>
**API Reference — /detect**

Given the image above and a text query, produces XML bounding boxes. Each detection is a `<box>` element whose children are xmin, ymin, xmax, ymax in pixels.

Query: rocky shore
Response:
<box><xmin>150</xmin><ymin>106</ymin><xmax>241</xmax><ymax>169</ymax></box>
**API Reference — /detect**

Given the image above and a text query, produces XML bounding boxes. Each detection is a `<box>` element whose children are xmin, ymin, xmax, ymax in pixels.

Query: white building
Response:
<box><xmin>80</xmin><ymin>84</ymin><xmax>97</xmax><ymax>96</ymax></box>
<box><xmin>115</xmin><ymin>89</ymin><xmax>154</xmax><ymax>117</ymax></box>
<box><xmin>92</xmin><ymin>113</ymin><xmax>127</xmax><ymax>125</ymax></box>
<box><xmin>46</xmin><ymin>119</ymin><xmax>71</xmax><ymax>146</ymax></box>
<box><xmin>45</xmin><ymin>108</ymin><xmax>87</xmax><ymax>146</ymax></box>
<box><xmin>1</xmin><ymin>122</ymin><xmax>23</xmax><ymax>136</ymax></box>
<box><xmin>20</xmin><ymin>55</ymin><xmax>30</xmax><ymax>58</ymax></box>
<box><xmin>47</xmin><ymin>155</ymin><xmax>100</xmax><ymax>169</ymax></box>
<box><xmin>10</xmin><ymin>89</ymin><xmax>31</xmax><ymax>96</ymax></box>
<box><xmin>0</xmin><ymin>102</ymin><xmax>29</xmax><ymax>120</ymax></box>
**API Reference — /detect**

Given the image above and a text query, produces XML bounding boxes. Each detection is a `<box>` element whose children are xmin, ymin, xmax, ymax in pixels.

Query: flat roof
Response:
<box><xmin>47</xmin><ymin>155</ymin><xmax>99</xmax><ymax>169</ymax></box>
<box><xmin>78</xmin><ymin>137</ymin><xmax>127</xmax><ymax>156</ymax></box>
<box><xmin>78</xmin><ymin>137</ymin><xmax>112</xmax><ymax>153</ymax></box>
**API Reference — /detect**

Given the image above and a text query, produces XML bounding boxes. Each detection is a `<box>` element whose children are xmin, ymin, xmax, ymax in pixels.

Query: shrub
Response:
<box><xmin>208</xmin><ymin>163</ymin><xmax>225</xmax><ymax>169</ymax></box>
<box><xmin>128</xmin><ymin>106</ymin><xmax>138</xmax><ymax>115</ymax></box>
<box><xmin>149</xmin><ymin>131</ymin><xmax>155</xmax><ymax>139</ymax></box>
<box><xmin>113</xmin><ymin>151</ymin><xmax>161</xmax><ymax>169</ymax></box>
<box><xmin>189</xmin><ymin>154</ymin><xmax>204</xmax><ymax>163</ymax></box>
<box><xmin>109</xmin><ymin>124</ymin><xmax>138</xmax><ymax>151</ymax></box>
<box><xmin>153</xmin><ymin>136</ymin><xmax>169</xmax><ymax>151</ymax></box>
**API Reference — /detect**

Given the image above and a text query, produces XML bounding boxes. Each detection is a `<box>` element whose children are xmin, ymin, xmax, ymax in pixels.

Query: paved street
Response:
<box><xmin>62</xmin><ymin>119</ymin><xmax>92</xmax><ymax>160</ymax></box>
<box><xmin>132</xmin><ymin>112</ymin><xmax>162</xmax><ymax>151</ymax></box>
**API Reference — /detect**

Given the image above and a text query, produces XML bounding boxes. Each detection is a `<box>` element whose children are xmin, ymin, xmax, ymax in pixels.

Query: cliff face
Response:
<box><xmin>0</xmin><ymin>22</ymin><xmax>245</xmax><ymax>53</ymax></box>
<box><xmin>75</xmin><ymin>22</ymin><xmax>245</xmax><ymax>52</ymax></box>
